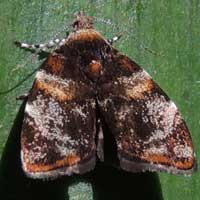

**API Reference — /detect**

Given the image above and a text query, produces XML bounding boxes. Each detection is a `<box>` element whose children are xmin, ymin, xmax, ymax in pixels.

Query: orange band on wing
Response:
<box><xmin>26</xmin><ymin>154</ymin><xmax>80</xmax><ymax>172</ymax></box>
<box><xmin>127</xmin><ymin>79</ymin><xmax>154</xmax><ymax>99</ymax></box>
<box><xmin>35</xmin><ymin>80</ymin><xmax>75</xmax><ymax>102</ymax></box>
<box><xmin>143</xmin><ymin>154</ymin><xmax>194</xmax><ymax>170</ymax></box>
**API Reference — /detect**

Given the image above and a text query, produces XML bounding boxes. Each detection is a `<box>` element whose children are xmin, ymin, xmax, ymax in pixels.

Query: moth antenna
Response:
<box><xmin>14</xmin><ymin>37</ymin><xmax>68</xmax><ymax>54</ymax></box>
<box><xmin>119</xmin><ymin>26</ymin><xmax>163</xmax><ymax>57</ymax></box>
<box><xmin>0</xmin><ymin>67</ymin><xmax>38</xmax><ymax>95</ymax></box>
<box><xmin>53</xmin><ymin>23</ymin><xmax>71</xmax><ymax>39</ymax></box>
<box><xmin>7</xmin><ymin>32</ymin><xmax>70</xmax><ymax>95</ymax></box>
<box><xmin>94</xmin><ymin>17</ymin><xmax>116</xmax><ymax>28</ymax></box>
<box><xmin>108</xmin><ymin>33</ymin><xmax>123</xmax><ymax>45</ymax></box>
<box><xmin>95</xmin><ymin>15</ymin><xmax>160</xmax><ymax>56</ymax></box>
<box><xmin>140</xmin><ymin>43</ymin><xmax>163</xmax><ymax>56</ymax></box>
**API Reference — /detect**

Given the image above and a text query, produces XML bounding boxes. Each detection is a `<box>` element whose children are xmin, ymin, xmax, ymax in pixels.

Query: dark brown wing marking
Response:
<box><xmin>97</xmin><ymin>52</ymin><xmax>196</xmax><ymax>175</ymax></box>
<box><xmin>21</xmin><ymin>54</ymin><xmax>96</xmax><ymax>179</ymax></box>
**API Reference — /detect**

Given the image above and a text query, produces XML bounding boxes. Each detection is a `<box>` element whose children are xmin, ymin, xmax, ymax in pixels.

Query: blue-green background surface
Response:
<box><xmin>0</xmin><ymin>0</ymin><xmax>199</xmax><ymax>199</ymax></box>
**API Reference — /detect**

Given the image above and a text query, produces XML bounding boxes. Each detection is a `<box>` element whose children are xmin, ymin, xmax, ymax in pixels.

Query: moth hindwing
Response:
<box><xmin>17</xmin><ymin>11</ymin><xmax>196</xmax><ymax>179</ymax></box>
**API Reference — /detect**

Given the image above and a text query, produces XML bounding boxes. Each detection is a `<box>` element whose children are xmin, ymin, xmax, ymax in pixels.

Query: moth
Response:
<box><xmin>15</xmin><ymin>11</ymin><xmax>196</xmax><ymax>179</ymax></box>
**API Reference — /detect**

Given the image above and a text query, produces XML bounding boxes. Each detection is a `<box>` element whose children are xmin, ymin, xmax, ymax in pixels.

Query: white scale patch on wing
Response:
<box><xmin>25</xmin><ymin>95</ymin><xmax>79</xmax><ymax>163</ymax></box>
<box><xmin>116</xmin><ymin>105</ymin><xmax>131</xmax><ymax>121</ymax></box>
<box><xmin>117</xmin><ymin>70</ymin><xmax>153</xmax><ymax>99</ymax></box>
<box><xmin>71</xmin><ymin>105</ymin><xmax>87</xmax><ymax>118</ymax></box>
<box><xmin>145</xmin><ymin>144</ymin><xmax>168</xmax><ymax>155</ymax></box>
<box><xmin>117</xmin><ymin>70</ymin><xmax>152</xmax><ymax>85</ymax></box>
<box><xmin>24</xmin><ymin>146</ymin><xmax>48</xmax><ymax>163</ymax></box>
<box><xmin>173</xmin><ymin>144</ymin><xmax>193</xmax><ymax>158</ymax></box>
<box><xmin>114</xmin><ymin>105</ymin><xmax>133</xmax><ymax>131</ymax></box>
<box><xmin>115</xmin><ymin>71</ymin><xmax>192</xmax><ymax>159</ymax></box>
<box><xmin>143</xmin><ymin>97</ymin><xmax>181</xmax><ymax>144</ymax></box>
<box><xmin>98</xmin><ymin>98</ymin><xmax>113</xmax><ymax>112</ymax></box>
<box><xmin>36</xmin><ymin>70</ymin><xmax>78</xmax><ymax>87</ymax></box>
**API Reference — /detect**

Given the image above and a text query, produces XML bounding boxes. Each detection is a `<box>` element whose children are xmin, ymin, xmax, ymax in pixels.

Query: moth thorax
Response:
<box><xmin>85</xmin><ymin>60</ymin><xmax>102</xmax><ymax>81</ymax></box>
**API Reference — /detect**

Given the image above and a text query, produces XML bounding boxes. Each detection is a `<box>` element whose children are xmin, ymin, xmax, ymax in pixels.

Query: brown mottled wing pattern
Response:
<box><xmin>98</xmin><ymin>52</ymin><xmax>196</xmax><ymax>175</ymax></box>
<box><xmin>21</xmin><ymin>54</ymin><xmax>96</xmax><ymax>179</ymax></box>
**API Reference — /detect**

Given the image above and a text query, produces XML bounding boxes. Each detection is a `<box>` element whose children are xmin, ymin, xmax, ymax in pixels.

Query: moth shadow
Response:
<box><xmin>85</xmin><ymin>164</ymin><xmax>164</xmax><ymax>200</ymax></box>
<box><xmin>0</xmin><ymin>102</ymin><xmax>163</xmax><ymax>200</ymax></box>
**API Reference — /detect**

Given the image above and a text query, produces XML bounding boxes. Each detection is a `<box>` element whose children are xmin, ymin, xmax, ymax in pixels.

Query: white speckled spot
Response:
<box><xmin>146</xmin><ymin>144</ymin><xmax>168</xmax><ymax>155</ymax></box>
<box><xmin>24</xmin><ymin>95</ymin><xmax>79</xmax><ymax>163</ymax></box>
<box><xmin>117</xmin><ymin>70</ymin><xmax>151</xmax><ymax>86</ymax></box>
<box><xmin>98</xmin><ymin>98</ymin><xmax>112</xmax><ymax>112</ymax></box>
<box><xmin>71</xmin><ymin>105</ymin><xmax>87</xmax><ymax>118</ymax></box>
<box><xmin>144</xmin><ymin>95</ymin><xmax>180</xmax><ymax>144</ymax></box>
<box><xmin>55</xmin><ymin>38</ymin><xmax>60</xmax><ymax>43</ymax></box>
<box><xmin>39</xmin><ymin>44</ymin><xmax>45</xmax><ymax>48</ymax></box>
<box><xmin>116</xmin><ymin>105</ymin><xmax>131</xmax><ymax>122</ymax></box>
<box><xmin>173</xmin><ymin>145</ymin><xmax>193</xmax><ymax>158</ymax></box>
<box><xmin>48</xmin><ymin>40</ymin><xmax>54</xmax><ymax>46</ymax></box>
<box><xmin>36</xmin><ymin>70</ymin><xmax>77</xmax><ymax>87</ymax></box>
<box><xmin>21</xmin><ymin>43</ymin><xmax>29</xmax><ymax>48</ymax></box>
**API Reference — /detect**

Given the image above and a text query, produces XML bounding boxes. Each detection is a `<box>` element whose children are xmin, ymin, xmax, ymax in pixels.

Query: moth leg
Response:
<box><xmin>96</xmin><ymin>119</ymin><xmax>104</xmax><ymax>162</ymax></box>
<box><xmin>14</xmin><ymin>37</ymin><xmax>67</xmax><ymax>54</ymax></box>
<box><xmin>108</xmin><ymin>34</ymin><xmax>122</xmax><ymax>45</ymax></box>
<box><xmin>16</xmin><ymin>93</ymin><xmax>29</xmax><ymax>100</ymax></box>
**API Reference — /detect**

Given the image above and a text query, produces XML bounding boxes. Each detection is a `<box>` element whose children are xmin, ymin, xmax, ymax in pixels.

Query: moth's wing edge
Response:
<box><xmin>119</xmin><ymin>154</ymin><xmax>197</xmax><ymax>176</ymax></box>
<box><xmin>21</xmin><ymin>150</ymin><xmax>96</xmax><ymax>179</ymax></box>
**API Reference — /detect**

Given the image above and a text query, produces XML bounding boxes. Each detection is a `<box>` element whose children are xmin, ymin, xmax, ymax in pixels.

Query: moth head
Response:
<box><xmin>72</xmin><ymin>11</ymin><xmax>94</xmax><ymax>30</ymax></box>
